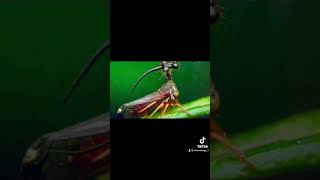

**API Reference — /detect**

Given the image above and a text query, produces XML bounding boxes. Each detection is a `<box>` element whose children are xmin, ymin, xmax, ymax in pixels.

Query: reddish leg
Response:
<box><xmin>160</xmin><ymin>103</ymin><xmax>169</xmax><ymax>118</ymax></box>
<box><xmin>175</xmin><ymin>100</ymin><xmax>192</xmax><ymax>116</ymax></box>
<box><xmin>148</xmin><ymin>102</ymin><xmax>164</xmax><ymax>118</ymax></box>
<box><xmin>92</xmin><ymin>149</ymin><xmax>110</xmax><ymax>163</ymax></box>
<box><xmin>211</xmin><ymin>132</ymin><xmax>255</xmax><ymax>169</ymax></box>
<box><xmin>211</xmin><ymin>121</ymin><xmax>255</xmax><ymax>168</ymax></box>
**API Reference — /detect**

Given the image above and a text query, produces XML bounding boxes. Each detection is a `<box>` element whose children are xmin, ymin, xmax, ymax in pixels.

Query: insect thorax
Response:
<box><xmin>159</xmin><ymin>80</ymin><xmax>179</xmax><ymax>100</ymax></box>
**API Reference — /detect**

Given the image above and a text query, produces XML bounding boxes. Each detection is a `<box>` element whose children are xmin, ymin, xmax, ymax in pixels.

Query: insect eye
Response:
<box><xmin>173</xmin><ymin>62</ymin><xmax>178</xmax><ymax>69</ymax></box>
<box><xmin>174</xmin><ymin>91</ymin><xmax>179</xmax><ymax>97</ymax></box>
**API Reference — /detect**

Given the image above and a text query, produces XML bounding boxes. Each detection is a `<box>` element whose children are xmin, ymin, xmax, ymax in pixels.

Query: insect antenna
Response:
<box><xmin>130</xmin><ymin>66</ymin><xmax>162</xmax><ymax>94</ymax></box>
<box><xmin>64</xmin><ymin>40</ymin><xmax>110</xmax><ymax>104</ymax></box>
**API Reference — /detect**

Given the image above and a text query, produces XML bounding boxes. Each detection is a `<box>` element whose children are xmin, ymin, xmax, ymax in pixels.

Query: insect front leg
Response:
<box><xmin>211</xmin><ymin>131</ymin><xmax>255</xmax><ymax>169</ymax></box>
<box><xmin>174</xmin><ymin>99</ymin><xmax>192</xmax><ymax>116</ymax></box>
<box><xmin>160</xmin><ymin>103</ymin><xmax>169</xmax><ymax>117</ymax></box>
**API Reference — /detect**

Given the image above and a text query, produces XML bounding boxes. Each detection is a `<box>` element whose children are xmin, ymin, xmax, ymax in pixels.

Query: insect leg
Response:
<box><xmin>211</xmin><ymin>132</ymin><xmax>255</xmax><ymax>169</ymax></box>
<box><xmin>138</xmin><ymin>101</ymin><xmax>157</xmax><ymax>114</ymax></box>
<box><xmin>148</xmin><ymin>102</ymin><xmax>164</xmax><ymax>118</ymax></box>
<box><xmin>92</xmin><ymin>149</ymin><xmax>110</xmax><ymax>163</ymax></box>
<box><xmin>160</xmin><ymin>103</ymin><xmax>169</xmax><ymax>118</ymax></box>
<box><xmin>211</xmin><ymin>120</ymin><xmax>226</xmax><ymax>137</ymax></box>
<box><xmin>174</xmin><ymin>100</ymin><xmax>192</xmax><ymax>116</ymax></box>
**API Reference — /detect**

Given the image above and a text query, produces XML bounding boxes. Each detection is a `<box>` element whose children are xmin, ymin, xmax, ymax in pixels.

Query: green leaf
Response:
<box><xmin>153</xmin><ymin>96</ymin><xmax>210</xmax><ymax>119</ymax></box>
<box><xmin>211</xmin><ymin>109</ymin><xmax>320</xmax><ymax>179</ymax></box>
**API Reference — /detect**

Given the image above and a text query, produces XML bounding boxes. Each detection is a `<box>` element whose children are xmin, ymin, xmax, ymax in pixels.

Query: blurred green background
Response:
<box><xmin>212</xmin><ymin>0</ymin><xmax>320</xmax><ymax>134</ymax></box>
<box><xmin>0</xmin><ymin>0</ymin><xmax>108</xmax><ymax>179</ymax></box>
<box><xmin>110</xmin><ymin>62</ymin><xmax>210</xmax><ymax>118</ymax></box>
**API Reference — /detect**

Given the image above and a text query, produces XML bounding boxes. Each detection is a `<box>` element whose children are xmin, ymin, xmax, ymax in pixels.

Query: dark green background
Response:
<box><xmin>212</xmin><ymin>0</ymin><xmax>320</xmax><ymax>133</ymax></box>
<box><xmin>0</xmin><ymin>0</ymin><xmax>108</xmax><ymax>179</ymax></box>
<box><xmin>0</xmin><ymin>0</ymin><xmax>320</xmax><ymax>179</ymax></box>
<box><xmin>110</xmin><ymin>62</ymin><xmax>210</xmax><ymax>118</ymax></box>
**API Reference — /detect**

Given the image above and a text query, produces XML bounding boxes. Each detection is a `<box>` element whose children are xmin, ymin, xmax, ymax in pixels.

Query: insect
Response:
<box><xmin>21</xmin><ymin>113</ymin><xmax>110</xmax><ymax>179</ymax></box>
<box><xmin>117</xmin><ymin>61</ymin><xmax>191</xmax><ymax>119</ymax></box>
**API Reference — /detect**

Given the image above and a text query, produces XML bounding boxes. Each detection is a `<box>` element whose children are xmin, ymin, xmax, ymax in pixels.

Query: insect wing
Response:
<box><xmin>118</xmin><ymin>91</ymin><xmax>170</xmax><ymax>118</ymax></box>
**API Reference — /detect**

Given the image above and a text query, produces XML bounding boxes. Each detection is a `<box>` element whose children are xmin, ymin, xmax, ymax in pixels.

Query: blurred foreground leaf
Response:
<box><xmin>211</xmin><ymin>109</ymin><xmax>320</xmax><ymax>179</ymax></box>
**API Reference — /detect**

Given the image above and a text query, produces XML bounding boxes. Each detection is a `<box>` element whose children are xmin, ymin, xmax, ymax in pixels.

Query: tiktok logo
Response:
<box><xmin>200</xmin><ymin>136</ymin><xmax>206</xmax><ymax>144</ymax></box>
<box><xmin>188</xmin><ymin>136</ymin><xmax>209</xmax><ymax>152</ymax></box>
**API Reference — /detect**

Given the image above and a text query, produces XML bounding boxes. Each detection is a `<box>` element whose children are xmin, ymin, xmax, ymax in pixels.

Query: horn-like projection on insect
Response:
<box><xmin>64</xmin><ymin>40</ymin><xmax>110</xmax><ymax>104</ymax></box>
